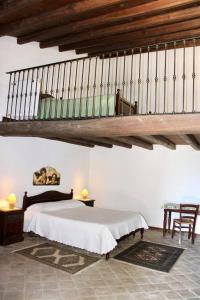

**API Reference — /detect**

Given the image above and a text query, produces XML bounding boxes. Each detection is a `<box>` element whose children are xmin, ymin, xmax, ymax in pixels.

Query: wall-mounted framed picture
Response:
<box><xmin>33</xmin><ymin>166</ymin><xmax>60</xmax><ymax>186</ymax></box>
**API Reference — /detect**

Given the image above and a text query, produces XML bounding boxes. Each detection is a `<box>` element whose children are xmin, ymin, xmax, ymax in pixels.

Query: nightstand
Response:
<box><xmin>0</xmin><ymin>209</ymin><xmax>24</xmax><ymax>245</ymax></box>
<box><xmin>77</xmin><ymin>199</ymin><xmax>95</xmax><ymax>207</ymax></box>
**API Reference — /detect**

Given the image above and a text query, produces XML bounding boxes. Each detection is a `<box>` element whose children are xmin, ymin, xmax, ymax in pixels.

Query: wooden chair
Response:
<box><xmin>171</xmin><ymin>204</ymin><xmax>199</xmax><ymax>244</ymax></box>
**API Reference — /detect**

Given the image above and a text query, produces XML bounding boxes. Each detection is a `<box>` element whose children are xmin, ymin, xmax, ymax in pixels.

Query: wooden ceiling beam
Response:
<box><xmin>141</xmin><ymin>135</ymin><xmax>176</xmax><ymax>150</ymax></box>
<box><xmin>17</xmin><ymin>0</ymin><xmax>151</xmax><ymax>44</ymax></box>
<box><xmin>0</xmin><ymin>0</ymin><xmax>76</xmax><ymax>24</ymax></box>
<box><xmin>57</xmin><ymin>5</ymin><xmax>200</xmax><ymax>51</ymax></box>
<box><xmin>77</xmin><ymin>27</ymin><xmax>200</xmax><ymax>56</ymax></box>
<box><xmin>40</xmin><ymin>0</ymin><xmax>200</xmax><ymax>49</ymax></box>
<box><xmin>113</xmin><ymin>136</ymin><xmax>153</xmax><ymax>150</ymax></box>
<box><xmin>181</xmin><ymin>134</ymin><xmax>200</xmax><ymax>150</ymax></box>
<box><xmin>0</xmin><ymin>0</ymin><xmax>127</xmax><ymax>36</ymax></box>
<box><xmin>59</xmin><ymin>17</ymin><xmax>200</xmax><ymax>52</ymax></box>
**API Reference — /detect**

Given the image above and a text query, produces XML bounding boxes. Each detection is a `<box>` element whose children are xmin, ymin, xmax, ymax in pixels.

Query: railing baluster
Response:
<box><xmin>114</xmin><ymin>52</ymin><xmax>118</xmax><ymax>116</ymax></box>
<box><xmin>66</xmin><ymin>62</ymin><xmax>72</xmax><ymax>118</ymax></box>
<box><xmin>99</xmin><ymin>54</ymin><xmax>104</xmax><ymax>117</ymax></box>
<box><xmin>10</xmin><ymin>72</ymin><xmax>16</xmax><ymax>119</ymax></box>
<box><xmin>164</xmin><ymin>43</ymin><xmax>167</xmax><ymax>114</ymax></box>
<box><xmin>60</xmin><ymin>62</ymin><xmax>67</xmax><ymax>119</ymax></box>
<box><xmin>192</xmin><ymin>38</ymin><xmax>196</xmax><ymax>112</ymax></box>
<box><xmin>14</xmin><ymin>72</ymin><xmax>20</xmax><ymax>120</ymax></box>
<box><xmin>49</xmin><ymin>65</ymin><xmax>55</xmax><ymax>119</ymax></box>
<box><xmin>33</xmin><ymin>68</ymin><xmax>39</xmax><ymax>119</ymax></box>
<box><xmin>107</xmin><ymin>53</ymin><xmax>111</xmax><ymax>116</ymax></box>
<box><xmin>138</xmin><ymin>48</ymin><xmax>142</xmax><ymax>114</ymax></box>
<box><xmin>130</xmin><ymin>48</ymin><xmax>134</xmax><ymax>115</ymax></box>
<box><xmin>73</xmin><ymin>60</ymin><xmax>78</xmax><ymax>118</ymax></box>
<box><xmin>43</xmin><ymin>66</ymin><xmax>50</xmax><ymax>119</ymax></box>
<box><xmin>92</xmin><ymin>56</ymin><xmax>98</xmax><ymax>117</ymax></box>
<box><xmin>182</xmin><ymin>40</ymin><xmax>186</xmax><ymax>113</ymax></box>
<box><xmin>6</xmin><ymin>73</ymin><xmax>12</xmax><ymax>119</ymax></box>
<box><xmin>122</xmin><ymin>50</ymin><xmax>126</xmax><ymax>115</ymax></box>
<box><xmin>55</xmin><ymin>63</ymin><xmax>61</xmax><ymax>119</ymax></box>
<box><xmin>173</xmin><ymin>41</ymin><xmax>176</xmax><ymax>113</ymax></box>
<box><xmin>86</xmin><ymin>58</ymin><xmax>91</xmax><ymax>117</ymax></box>
<box><xmin>23</xmin><ymin>70</ymin><xmax>29</xmax><ymax>120</ymax></box>
<box><xmin>28</xmin><ymin>69</ymin><xmax>34</xmax><ymax>120</ymax></box>
<box><xmin>155</xmin><ymin>45</ymin><xmax>158</xmax><ymax>114</ymax></box>
<box><xmin>38</xmin><ymin>67</ymin><xmax>44</xmax><ymax>119</ymax></box>
<box><xmin>18</xmin><ymin>71</ymin><xmax>25</xmax><ymax>120</ymax></box>
<box><xmin>146</xmin><ymin>46</ymin><xmax>150</xmax><ymax>114</ymax></box>
<box><xmin>79</xmin><ymin>59</ymin><xmax>85</xmax><ymax>118</ymax></box>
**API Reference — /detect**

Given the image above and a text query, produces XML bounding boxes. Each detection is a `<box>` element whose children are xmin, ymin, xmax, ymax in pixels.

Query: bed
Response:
<box><xmin>23</xmin><ymin>189</ymin><xmax>148</xmax><ymax>258</ymax></box>
<box><xmin>37</xmin><ymin>89</ymin><xmax>138</xmax><ymax>119</ymax></box>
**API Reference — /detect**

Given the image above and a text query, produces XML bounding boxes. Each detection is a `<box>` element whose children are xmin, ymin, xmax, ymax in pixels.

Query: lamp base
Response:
<box><xmin>9</xmin><ymin>203</ymin><xmax>15</xmax><ymax>210</ymax></box>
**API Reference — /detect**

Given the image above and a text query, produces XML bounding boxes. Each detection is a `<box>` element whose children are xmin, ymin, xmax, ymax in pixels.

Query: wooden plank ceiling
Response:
<box><xmin>1</xmin><ymin>114</ymin><xmax>200</xmax><ymax>150</ymax></box>
<box><xmin>1</xmin><ymin>0</ymin><xmax>200</xmax><ymax>56</ymax></box>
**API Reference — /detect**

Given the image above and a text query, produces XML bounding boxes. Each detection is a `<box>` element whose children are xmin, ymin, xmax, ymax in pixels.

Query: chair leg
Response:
<box><xmin>171</xmin><ymin>221</ymin><xmax>175</xmax><ymax>239</ymax></box>
<box><xmin>188</xmin><ymin>224</ymin><xmax>192</xmax><ymax>239</ymax></box>
<box><xmin>192</xmin><ymin>231</ymin><xmax>195</xmax><ymax>244</ymax></box>
<box><xmin>179</xmin><ymin>223</ymin><xmax>182</xmax><ymax>245</ymax></box>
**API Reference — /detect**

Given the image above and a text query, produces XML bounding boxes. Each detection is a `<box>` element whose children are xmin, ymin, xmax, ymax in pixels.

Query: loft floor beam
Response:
<box><xmin>181</xmin><ymin>134</ymin><xmax>200</xmax><ymax>150</ymax></box>
<box><xmin>142</xmin><ymin>135</ymin><xmax>176</xmax><ymax>150</ymax></box>
<box><xmin>1</xmin><ymin>114</ymin><xmax>200</xmax><ymax>138</ymax></box>
<box><xmin>113</xmin><ymin>136</ymin><xmax>153</xmax><ymax>150</ymax></box>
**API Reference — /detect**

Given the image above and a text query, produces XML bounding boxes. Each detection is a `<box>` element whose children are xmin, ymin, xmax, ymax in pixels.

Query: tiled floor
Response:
<box><xmin>0</xmin><ymin>230</ymin><xmax>200</xmax><ymax>300</ymax></box>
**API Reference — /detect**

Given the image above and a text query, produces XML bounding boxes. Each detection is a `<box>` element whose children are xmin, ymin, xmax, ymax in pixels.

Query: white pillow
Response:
<box><xmin>26</xmin><ymin>199</ymin><xmax>84</xmax><ymax>213</ymax></box>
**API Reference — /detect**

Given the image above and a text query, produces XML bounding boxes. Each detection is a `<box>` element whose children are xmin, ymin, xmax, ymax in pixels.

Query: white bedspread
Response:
<box><xmin>24</xmin><ymin>202</ymin><xmax>148</xmax><ymax>254</ymax></box>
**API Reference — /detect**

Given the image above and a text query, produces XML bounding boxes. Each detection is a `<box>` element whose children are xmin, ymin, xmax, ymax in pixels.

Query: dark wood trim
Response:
<box><xmin>58</xmin><ymin>6</ymin><xmax>200</xmax><ymax>52</ymax></box>
<box><xmin>17</xmin><ymin>0</ymin><xmax>151</xmax><ymax>44</ymax></box>
<box><xmin>0</xmin><ymin>0</ymin><xmax>133</xmax><ymax>36</ymax></box>
<box><xmin>23</xmin><ymin>188</ymin><xmax>73</xmax><ymax>210</ymax></box>
<box><xmin>77</xmin><ymin>28</ymin><xmax>200</xmax><ymax>55</ymax></box>
<box><xmin>60</xmin><ymin>17</ymin><xmax>200</xmax><ymax>52</ymax></box>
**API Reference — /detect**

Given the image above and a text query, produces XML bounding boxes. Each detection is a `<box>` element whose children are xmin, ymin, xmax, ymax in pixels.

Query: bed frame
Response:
<box><xmin>23</xmin><ymin>188</ymin><xmax>144</xmax><ymax>259</ymax></box>
<box><xmin>23</xmin><ymin>188</ymin><xmax>73</xmax><ymax>210</ymax></box>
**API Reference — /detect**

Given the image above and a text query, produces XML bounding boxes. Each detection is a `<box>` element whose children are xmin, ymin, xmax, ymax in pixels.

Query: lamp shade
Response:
<box><xmin>7</xmin><ymin>193</ymin><xmax>17</xmax><ymax>209</ymax></box>
<box><xmin>81</xmin><ymin>189</ymin><xmax>89</xmax><ymax>200</ymax></box>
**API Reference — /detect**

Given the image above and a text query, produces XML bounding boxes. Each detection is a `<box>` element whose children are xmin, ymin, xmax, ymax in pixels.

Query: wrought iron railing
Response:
<box><xmin>4</xmin><ymin>36</ymin><xmax>200</xmax><ymax>121</ymax></box>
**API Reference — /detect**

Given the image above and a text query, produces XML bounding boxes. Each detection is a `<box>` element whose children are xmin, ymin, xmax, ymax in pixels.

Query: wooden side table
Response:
<box><xmin>77</xmin><ymin>199</ymin><xmax>95</xmax><ymax>207</ymax></box>
<box><xmin>0</xmin><ymin>209</ymin><xmax>24</xmax><ymax>245</ymax></box>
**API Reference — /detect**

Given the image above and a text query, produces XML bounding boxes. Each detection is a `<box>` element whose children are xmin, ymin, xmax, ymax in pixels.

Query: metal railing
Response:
<box><xmin>4</xmin><ymin>36</ymin><xmax>200</xmax><ymax>121</ymax></box>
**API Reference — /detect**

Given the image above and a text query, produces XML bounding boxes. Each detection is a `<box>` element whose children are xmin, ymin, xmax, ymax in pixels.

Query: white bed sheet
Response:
<box><xmin>24</xmin><ymin>204</ymin><xmax>148</xmax><ymax>255</ymax></box>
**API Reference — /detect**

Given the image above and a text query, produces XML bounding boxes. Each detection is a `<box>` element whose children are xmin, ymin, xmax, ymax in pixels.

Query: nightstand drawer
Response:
<box><xmin>0</xmin><ymin>209</ymin><xmax>24</xmax><ymax>245</ymax></box>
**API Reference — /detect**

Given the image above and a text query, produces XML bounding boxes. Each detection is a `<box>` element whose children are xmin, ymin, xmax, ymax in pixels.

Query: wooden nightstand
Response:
<box><xmin>77</xmin><ymin>199</ymin><xmax>95</xmax><ymax>207</ymax></box>
<box><xmin>0</xmin><ymin>209</ymin><xmax>24</xmax><ymax>245</ymax></box>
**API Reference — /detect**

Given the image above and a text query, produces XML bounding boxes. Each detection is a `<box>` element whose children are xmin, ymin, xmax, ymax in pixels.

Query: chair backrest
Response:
<box><xmin>179</xmin><ymin>204</ymin><xmax>199</xmax><ymax>225</ymax></box>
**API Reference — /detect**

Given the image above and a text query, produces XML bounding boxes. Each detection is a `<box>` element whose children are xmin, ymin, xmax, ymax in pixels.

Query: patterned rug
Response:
<box><xmin>16</xmin><ymin>242</ymin><xmax>99</xmax><ymax>274</ymax></box>
<box><xmin>114</xmin><ymin>241</ymin><xmax>184</xmax><ymax>272</ymax></box>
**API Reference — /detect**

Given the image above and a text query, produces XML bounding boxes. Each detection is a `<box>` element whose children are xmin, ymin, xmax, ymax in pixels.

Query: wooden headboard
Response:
<box><xmin>23</xmin><ymin>188</ymin><xmax>73</xmax><ymax>210</ymax></box>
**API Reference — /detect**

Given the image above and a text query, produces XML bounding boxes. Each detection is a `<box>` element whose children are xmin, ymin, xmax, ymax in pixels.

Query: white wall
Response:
<box><xmin>0</xmin><ymin>37</ymin><xmax>90</xmax><ymax>207</ymax></box>
<box><xmin>89</xmin><ymin>146</ymin><xmax>200</xmax><ymax>233</ymax></box>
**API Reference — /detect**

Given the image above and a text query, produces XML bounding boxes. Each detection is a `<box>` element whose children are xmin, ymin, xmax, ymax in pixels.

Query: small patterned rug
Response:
<box><xmin>16</xmin><ymin>242</ymin><xmax>99</xmax><ymax>274</ymax></box>
<box><xmin>114</xmin><ymin>241</ymin><xmax>184</xmax><ymax>272</ymax></box>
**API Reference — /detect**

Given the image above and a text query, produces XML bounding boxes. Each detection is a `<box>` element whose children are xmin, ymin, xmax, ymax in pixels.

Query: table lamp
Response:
<box><xmin>81</xmin><ymin>189</ymin><xmax>89</xmax><ymax>200</ymax></box>
<box><xmin>7</xmin><ymin>193</ymin><xmax>17</xmax><ymax>210</ymax></box>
